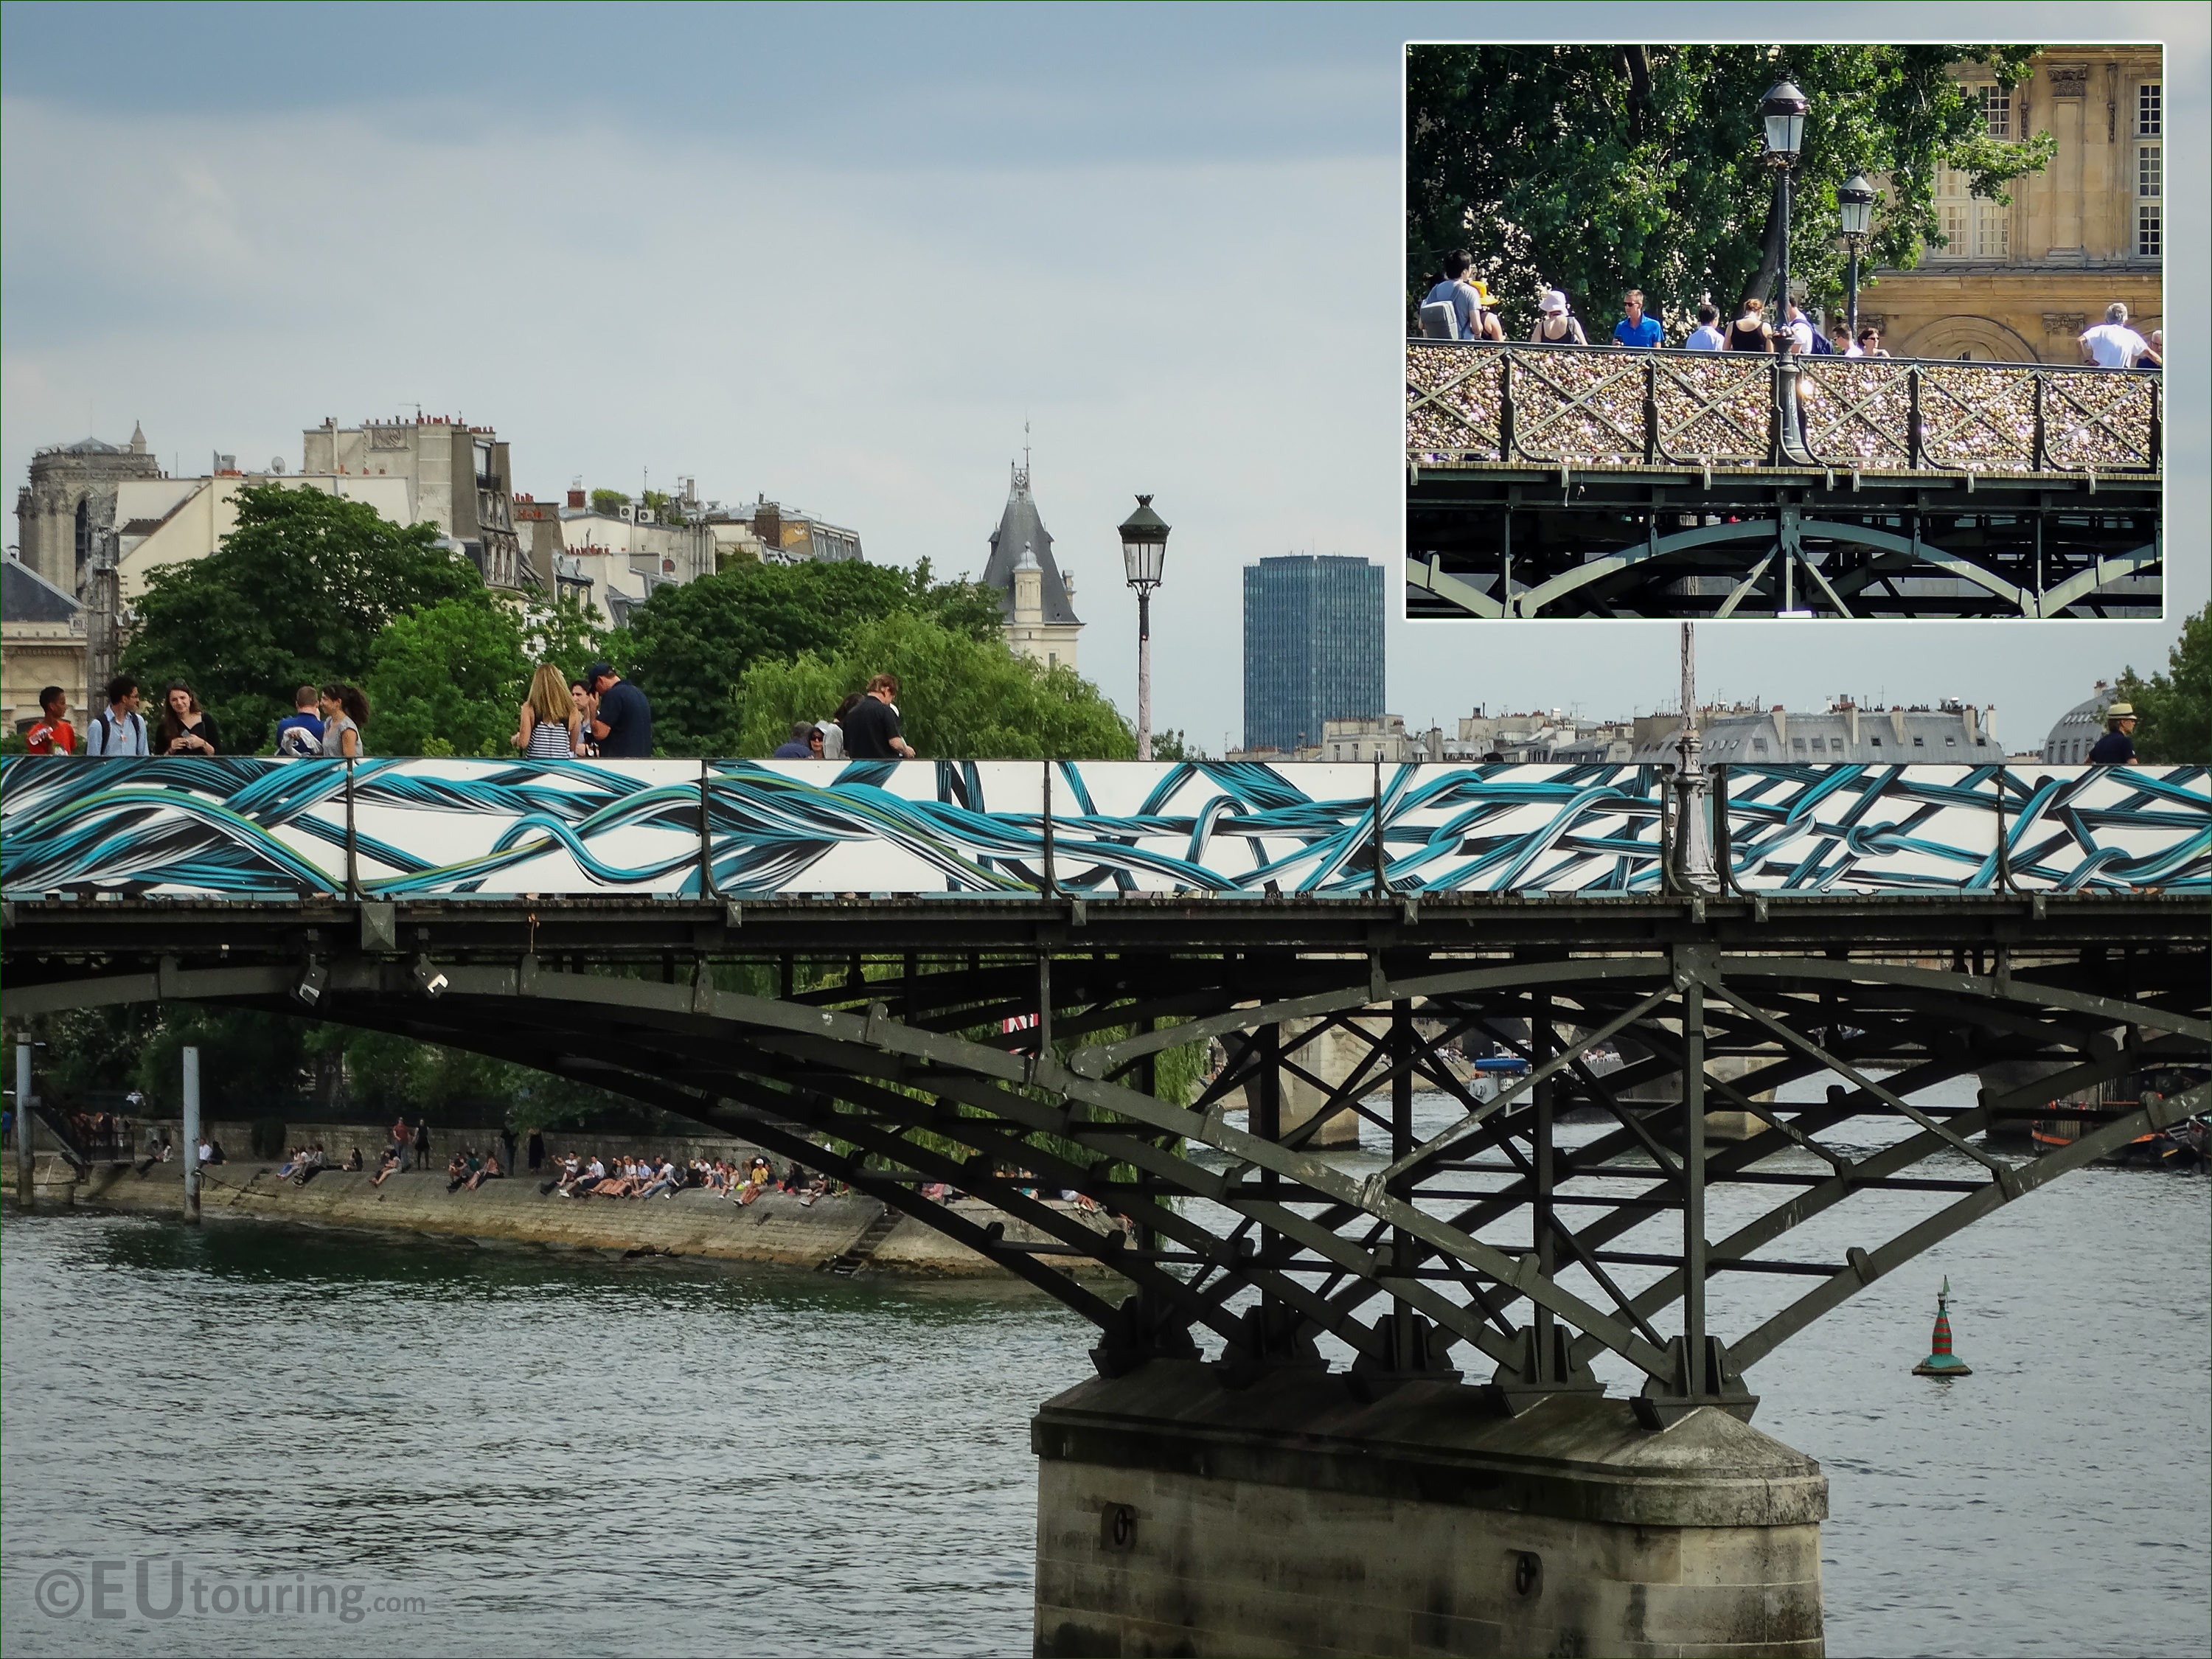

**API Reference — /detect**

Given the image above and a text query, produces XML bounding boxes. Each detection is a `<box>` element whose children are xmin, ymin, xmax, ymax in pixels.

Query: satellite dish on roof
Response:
<box><xmin>270</xmin><ymin>457</ymin><xmax>286</xmax><ymax>475</ymax></box>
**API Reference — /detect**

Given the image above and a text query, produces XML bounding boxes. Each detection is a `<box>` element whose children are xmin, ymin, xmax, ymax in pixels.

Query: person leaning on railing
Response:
<box><xmin>1529</xmin><ymin>290</ymin><xmax>1587</xmax><ymax>345</ymax></box>
<box><xmin>2079</xmin><ymin>302</ymin><xmax>2151</xmax><ymax>369</ymax></box>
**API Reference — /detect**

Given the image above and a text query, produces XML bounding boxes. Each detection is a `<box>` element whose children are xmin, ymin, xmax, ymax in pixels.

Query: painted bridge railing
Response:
<box><xmin>1</xmin><ymin>757</ymin><xmax>2204</xmax><ymax>901</ymax></box>
<box><xmin>1407</xmin><ymin>340</ymin><xmax>2163</xmax><ymax>474</ymax></box>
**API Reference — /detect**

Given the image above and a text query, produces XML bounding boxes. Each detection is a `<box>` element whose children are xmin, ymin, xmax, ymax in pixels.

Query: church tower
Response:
<box><xmin>984</xmin><ymin>452</ymin><xmax>1082</xmax><ymax>672</ymax></box>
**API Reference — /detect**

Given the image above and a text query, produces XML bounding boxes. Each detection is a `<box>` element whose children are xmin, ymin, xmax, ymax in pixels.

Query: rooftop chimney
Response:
<box><xmin>568</xmin><ymin>487</ymin><xmax>586</xmax><ymax>509</ymax></box>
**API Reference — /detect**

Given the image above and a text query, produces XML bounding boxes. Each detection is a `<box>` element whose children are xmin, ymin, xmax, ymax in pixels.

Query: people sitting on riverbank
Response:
<box><xmin>291</xmin><ymin>1144</ymin><xmax>328</xmax><ymax>1186</ymax></box>
<box><xmin>637</xmin><ymin>1158</ymin><xmax>680</xmax><ymax>1199</ymax></box>
<box><xmin>462</xmin><ymin>1150</ymin><xmax>503</xmax><ymax>1191</ymax></box>
<box><xmin>370</xmin><ymin>1147</ymin><xmax>401</xmax><ymax>1187</ymax></box>
<box><xmin>446</xmin><ymin>1148</ymin><xmax>481</xmax><ymax>1192</ymax></box>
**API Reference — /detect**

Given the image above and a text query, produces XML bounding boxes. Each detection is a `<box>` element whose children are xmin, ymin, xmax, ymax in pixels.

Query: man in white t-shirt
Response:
<box><xmin>2078</xmin><ymin>302</ymin><xmax>2149</xmax><ymax>368</ymax></box>
<box><xmin>1782</xmin><ymin>302</ymin><xmax>1816</xmax><ymax>355</ymax></box>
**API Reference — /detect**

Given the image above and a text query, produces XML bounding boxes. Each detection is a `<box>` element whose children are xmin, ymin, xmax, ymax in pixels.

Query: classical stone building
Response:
<box><xmin>1864</xmin><ymin>49</ymin><xmax>2163</xmax><ymax>362</ymax></box>
<box><xmin>13</xmin><ymin>425</ymin><xmax>165</xmax><ymax>597</ymax></box>
<box><xmin>301</xmin><ymin>416</ymin><xmax>529</xmax><ymax>588</ymax></box>
<box><xmin>2</xmin><ymin>556</ymin><xmax>88</xmax><ymax>734</ymax></box>
<box><xmin>984</xmin><ymin>462</ymin><xmax>1082</xmax><ymax>672</ymax></box>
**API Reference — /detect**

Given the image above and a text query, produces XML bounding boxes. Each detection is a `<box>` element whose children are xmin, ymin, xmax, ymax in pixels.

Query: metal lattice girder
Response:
<box><xmin>6</xmin><ymin>900</ymin><xmax>2205</xmax><ymax>1415</ymax></box>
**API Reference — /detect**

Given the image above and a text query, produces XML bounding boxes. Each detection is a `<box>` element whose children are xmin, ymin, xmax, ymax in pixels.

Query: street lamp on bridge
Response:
<box><xmin>1759</xmin><ymin>80</ymin><xmax>1808</xmax><ymax>327</ymax></box>
<box><xmin>1118</xmin><ymin>495</ymin><xmax>1170</xmax><ymax>762</ymax></box>
<box><xmin>1837</xmin><ymin>172</ymin><xmax>1875</xmax><ymax>343</ymax></box>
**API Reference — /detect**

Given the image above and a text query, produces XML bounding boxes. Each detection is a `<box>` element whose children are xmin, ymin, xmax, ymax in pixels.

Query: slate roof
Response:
<box><xmin>2</xmin><ymin>558</ymin><xmax>83</xmax><ymax>622</ymax></box>
<box><xmin>982</xmin><ymin>465</ymin><xmax>1080</xmax><ymax>625</ymax></box>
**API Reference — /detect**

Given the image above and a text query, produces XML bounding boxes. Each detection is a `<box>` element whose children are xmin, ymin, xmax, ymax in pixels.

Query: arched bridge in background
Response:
<box><xmin>1407</xmin><ymin>341</ymin><xmax>2163</xmax><ymax>619</ymax></box>
<box><xmin>4</xmin><ymin>755</ymin><xmax>2205</xmax><ymax>1420</ymax></box>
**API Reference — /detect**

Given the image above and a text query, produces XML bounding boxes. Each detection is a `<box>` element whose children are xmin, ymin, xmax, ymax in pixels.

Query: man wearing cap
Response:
<box><xmin>585</xmin><ymin>663</ymin><xmax>653</xmax><ymax>758</ymax></box>
<box><xmin>2086</xmin><ymin>702</ymin><xmax>2138</xmax><ymax>765</ymax></box>
<box><xmin>1528</xmin><ymin>290</ymin><xmax>1587</xmax><ymax>345</ymax></box>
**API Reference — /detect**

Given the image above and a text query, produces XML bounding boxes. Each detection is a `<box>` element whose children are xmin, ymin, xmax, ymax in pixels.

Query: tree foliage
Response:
<box><xmin>1407</xmin><ymin>44</ymin><xmax>2054</xmax><ymax>337</ymax></box>
<box><xmin>622</xmin><ymin>558</ymin><xmax>1007</xmax><ymax>753</ymax></box>
<box><xmin>122</xmin><ymin>484</ymin><xmax>483</xmax><ymax>753</ymax></box>
<box><xmin>363</xmin><ymin>597</ymin><xmax>534</xmax><ymax>757</ymax></box>
<box><xmin>732</xmin><ymin>610</ymin><xmax>1137</xmax><ymax>761</ymax></box>
<box><xmin>2118</xmin><ymin>605</ymin><xmax>2209</xmax><ymax>765</ymax></box>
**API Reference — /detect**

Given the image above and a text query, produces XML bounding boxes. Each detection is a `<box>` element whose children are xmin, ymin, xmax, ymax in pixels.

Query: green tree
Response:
<box><xmin>2118</xmin><ymin>605</ymin><xmax>2209</xmax><ymax>764</ymax></box>
<box><xmin>1407</xmin><ymin>45</ymin><xmax>2054</xmax><ymax>337</ymax></box>
<box><xmin>589</xmin><ymin>489</ymin><xmax>630</xmax><ymax>515</ymax></box>
<box><xmin>122</xmin><ymin>484</ymin><xmax>482</xmax><ymax>753</ymax></box>
<box><xmin>731</xmin><ymin>610</ymin><xmax>1137</xmax><ymax>760</ymax></box>
<box><xmin>622</xmin><ymin>560</ymin><xmax>936</xmax><ymax>752</ymax></box>
<box><xmin>1151</xmin><ymin>728</ymin><xmax>1206</xmax><ymax>762</ymax></box>
<box><xmin>522</xmin><ymin>592</ymin><xmax>611</xmax><ymax>683</ymax></box>
<box><xmin>362</xmin><ymin>596</ymin><xmax>533</xmax><ymax>757</ymax></box>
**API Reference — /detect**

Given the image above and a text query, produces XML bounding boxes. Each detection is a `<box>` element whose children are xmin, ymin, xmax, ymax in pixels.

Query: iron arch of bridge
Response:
<box><xmin>1411</xmin><ymin>514</ymin><xmax>2162</xmax><ymax>621</ymax></box>
<box><xmin>10</xmin><ymin>931</ymin><xmax>2204</xmax><ymax>1422</ymax></box>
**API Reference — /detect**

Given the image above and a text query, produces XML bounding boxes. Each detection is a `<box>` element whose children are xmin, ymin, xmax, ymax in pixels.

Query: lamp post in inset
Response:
<box><xmin>1760</xmin><ymin>80</ymin><xmax>1807</xmax><ymax>324</ymax></box>
<box><xmin>1118</xmin><ymin>495</ymin><xmax>1170</xmax><ymax>762</ymax></box>
<box><xmin>1837</xmin><ymin>173</ymin><xmax>1874</xmax><ymax>343</ymax></box>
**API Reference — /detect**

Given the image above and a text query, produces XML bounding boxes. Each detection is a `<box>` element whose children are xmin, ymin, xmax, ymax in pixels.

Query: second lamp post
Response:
<box><xmin>1117</xmin><ymin>495</ymin><xmax>1170</xmax><ymax>762</ymax></box>
<box><xmin>1837</xmin><ymin>173</ymin><xmax>1874</xmax><ymax>341</ymax></box>
<box><xmin>1760</xmin><ymin>80</ymin><xmax>1807</xmax><ymax>325</ymax></box>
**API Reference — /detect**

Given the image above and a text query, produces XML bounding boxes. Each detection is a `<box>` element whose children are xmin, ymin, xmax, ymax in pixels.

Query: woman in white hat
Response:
<box><xmin>1725</xmin><ymin>298</ymin><xmax>1776</xmax><ymax>352</ymax></box>
<box><xmin>1528</xmin><ymin>289</ymin><xmax>1587</xmax><ymax>344</ymax></box>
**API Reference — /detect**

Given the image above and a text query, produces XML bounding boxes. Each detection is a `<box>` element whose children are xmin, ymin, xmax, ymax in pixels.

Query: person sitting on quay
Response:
<box><xmin>370</xmin><ymin>1147</ymin><xmax>403</xmax><ymax>1188</ymax></box>
<box><xmin>637</xmin><ymin>1158</ymin><xmax>681</xmax><ymax>1199</ymax></box>
<box><xmin>277</xmin><ymin>1147</ymin><xmax>303</xmax><ymax>1180</ymax></box>
<box><xmin>344</xmin><ymin>1147</ymin><xmax>363</xmax><ymax>1172</ymax></box>
<box><xmin>559</xmin><ymin>1155</ymin><xmax>606</xmax><ymax>1197</ymax></box>
<box><xmin>446</xmin><ymin>1147</ymin><xmax>479</xmax><ymax>1192</ymax></box>
<box><xmin>292</xmin><ymin>1143</ymin><xmax>328</xmax><ymax>1186</ymax></box>
<box><xmin>588</xmin><ymin>1158</ymin><xmax>644</xmax><ymax>1199</ymax></box>
<box><xmin>462</xmin><ymin>1150</ymin><xmax>504</xmax><ymax>1191</ymax></box>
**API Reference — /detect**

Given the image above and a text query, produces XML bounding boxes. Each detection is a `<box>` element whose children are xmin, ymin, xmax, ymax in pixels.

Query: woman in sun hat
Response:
<box><xmin>1528</xmin><ymin>288</ymin><xmax>1587</xmax><ymax>345</ymax></box>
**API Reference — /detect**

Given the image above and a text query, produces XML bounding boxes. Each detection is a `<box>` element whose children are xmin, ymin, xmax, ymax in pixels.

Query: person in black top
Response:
<box><xmin>585</xmin><ymin>663</ymin><xmax>653</xmax><ymax>757</ymax></box>
<box><xmin>2086</xmin><ymin>702</ymin><xmax>2138</xmax><ymax>765</ymax></box>
<box><xmin>840</xmin><ymin>673</ymin><xmax>915</xmax><ymax>759</ymax></box>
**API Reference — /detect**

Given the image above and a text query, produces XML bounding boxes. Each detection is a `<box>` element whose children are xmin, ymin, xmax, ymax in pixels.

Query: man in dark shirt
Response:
<box><xmin>586</xmin><ymin>663</ymin><xmax>653</xmax><ymax>758</ymax></box>
<box><xmin>840</xmin><ymin>672</ymin><xmax>915</xmax><ymax>759</ymax></box>
<box><xmin>2086</xmin><ymin>702</ymin><xmax>2138</xmax><ymax>765</ymax></box>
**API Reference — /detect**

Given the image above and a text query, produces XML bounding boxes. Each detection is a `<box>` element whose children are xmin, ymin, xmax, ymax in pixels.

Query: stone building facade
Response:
<box><xmin>13</xmin><ymin>425</ymin><xmax>165</xmax><ymax>597</ymax></box>
<box><xmin>1</xmin><ymin>557</ymin><xmax>88</xmax><ymax>734</ymax></box>
<box><xmin>301</xmin><ymin>417</ymin><xmax>529</xmax><ymax>588</ymax></box>
<box><xmin>1865</xmin><ymin>49</ymin><xmax>2163</xmax><ymax>363</ymax></box>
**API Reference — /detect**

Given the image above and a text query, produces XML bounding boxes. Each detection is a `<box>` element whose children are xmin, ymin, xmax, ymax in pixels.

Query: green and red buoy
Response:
<box><xmin>1912</xmin><ymin>1276</ymin><xmax>1972</xmax><ymax>1377</ymax></box>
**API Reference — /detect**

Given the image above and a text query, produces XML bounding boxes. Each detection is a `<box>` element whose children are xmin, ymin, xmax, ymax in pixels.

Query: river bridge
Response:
<box><xmin>1407</xmin><ymin>341</ymin><xmax>2163</xmax><ymax>619</ymax></box>
<box><xmin>5</xmin><ymin>753</ymin><xmax>2205</xmax><ymax>1655</ymax></box>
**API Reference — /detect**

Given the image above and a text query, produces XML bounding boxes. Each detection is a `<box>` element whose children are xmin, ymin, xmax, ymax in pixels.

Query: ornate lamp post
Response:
<box><xmin>1671</xmin><ymin>622</ymin><xmax>1717</xmax><ymax>890</ymax></box>
<box><xmin>1759</xmin><ymin>80</ymin><xmax>1808</xmax><ymax>324</ymax></box>
<box><xmin>1118</xmin><ymin>495</ymin><xmax>1170</xmax><ymax>762</ymax></box>
<box><xmin>1837</xmin><ymin>173</ymin><xmax>1874</xmax><ymax>343</ymax></box>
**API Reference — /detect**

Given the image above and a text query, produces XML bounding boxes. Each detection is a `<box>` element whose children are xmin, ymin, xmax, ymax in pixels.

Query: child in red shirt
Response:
<box><xmin>25</xmin><ymin>685</ymin><xmax>75</xmax><ymax>754</ymax></box>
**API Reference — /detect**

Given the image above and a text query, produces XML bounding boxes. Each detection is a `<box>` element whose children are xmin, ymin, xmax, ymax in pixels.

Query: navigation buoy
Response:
<box><xmin>1912</xmin><ymin>1276</ymin><xmax>1972</xmax><ymax>1377</ymax></box>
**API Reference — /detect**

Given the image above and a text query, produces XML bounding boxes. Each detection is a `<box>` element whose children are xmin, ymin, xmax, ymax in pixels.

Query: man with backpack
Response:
<box><xmin>273</xmin><ymin>685</ymin><xmax>325</xmax><ymax>758</ymax></box>
<box><xmin>83</xmin><ymin>676</ymin><xmax>149</xmax><ymax>757</ymax></box>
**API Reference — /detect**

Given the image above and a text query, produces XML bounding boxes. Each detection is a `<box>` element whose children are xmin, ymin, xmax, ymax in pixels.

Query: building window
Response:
<box><xmin>2139</xmin><ymin>83</ymin><xmax>2160</xmax><ymax>137</ymax></box>
<box><xmin>1934</xmin><ymin>163</ymin><xmax>2010</xmax><ymax>260</ymax></box>
<box><xmin>1913</xmin><ymin>736</ymin><xmax>1926</xmax><ymax>748</ymax></box>
<box><xmin>1977</xmin><ymin>83</ymin><xmax>2011</xmax><ymax>139</ymax></box>
<box><xmin>1792</xmin><ymin>737</ymin><xmax>1806</xmax><ymax>751</ymax></box>
<box><xmin>2138</xmin><ymin>137</ymin><xmax>2162</xmax><ymax>259</ymax></box>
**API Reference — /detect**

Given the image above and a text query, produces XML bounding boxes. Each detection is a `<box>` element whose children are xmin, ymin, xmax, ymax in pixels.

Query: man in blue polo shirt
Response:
<box><xmin>1612</xmin><ymin>289</ymin><xmax>1663</xmax><ymax>349</ymax></box>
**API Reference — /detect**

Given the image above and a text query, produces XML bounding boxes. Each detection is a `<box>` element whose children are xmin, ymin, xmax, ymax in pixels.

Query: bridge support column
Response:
<box><xmin>1034</xmin><ymin>1361</ymin><xmax>1825</xmax><ymax>1658</ymax></box>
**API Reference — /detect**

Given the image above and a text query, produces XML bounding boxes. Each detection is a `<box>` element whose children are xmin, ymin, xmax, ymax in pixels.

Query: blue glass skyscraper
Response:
<box><xmin>1242</xmin><ymin>555</ymin><xmax>1385</xmax><ymax>753</ymax></box>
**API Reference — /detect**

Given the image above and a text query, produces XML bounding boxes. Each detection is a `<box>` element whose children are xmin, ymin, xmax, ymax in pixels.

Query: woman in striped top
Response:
<box><xmin>513</xmin><ymin>663</ymin><xmax>585</xmax><ymax>759</ymax></box>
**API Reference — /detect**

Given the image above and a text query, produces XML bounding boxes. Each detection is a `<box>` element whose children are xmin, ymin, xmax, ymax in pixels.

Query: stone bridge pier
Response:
<box><xmin>1033</xmin><ymin>1363</ymin><xmax>1825</xmax><ymax>1658</ymax></box>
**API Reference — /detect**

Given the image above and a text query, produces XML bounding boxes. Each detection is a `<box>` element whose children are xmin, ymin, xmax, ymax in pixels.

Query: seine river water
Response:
<box><xmin>3</xmin><ymin>1083</ymin><xmax>2205</xmax><ymax>1659</ymax></box>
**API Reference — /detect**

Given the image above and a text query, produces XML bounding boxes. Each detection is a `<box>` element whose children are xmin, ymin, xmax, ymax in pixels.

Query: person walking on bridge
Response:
<box><xmin>841</xmin><ymin>673</ymin><xmax>914</xmax><ymax>759</ymax></box>
<box><xmin>318</xmin><ymin>684</ymin><xmax>368</xmax><ymax>758</ymax></box>
<box><xmin>157</xmin><ymin>681</ymin><xmax>219</xmax><ymax>757</ymax></box>
<box><xmin>85</xmin><ymin>676</ymin><xmax>148</xmax><ymax>757</ymax></box>
<box><xmin>586</xmin><ymin>663</ymin><xmax>653</xmax><ymax>758</ymax></box>
<box><xmin>2087</xmin><ymin>702</ymin><xmax>2138</xmax><ymax>765</ymax></box>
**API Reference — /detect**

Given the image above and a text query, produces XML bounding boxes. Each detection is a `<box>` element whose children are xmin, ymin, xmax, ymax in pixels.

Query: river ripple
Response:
<box><xmin>3</xmin><ymin>1091</ymin><xmax>2205</xmax><ymax>1658</ymax></box>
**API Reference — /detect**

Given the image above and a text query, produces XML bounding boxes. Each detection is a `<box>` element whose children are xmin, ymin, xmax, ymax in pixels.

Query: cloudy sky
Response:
<box><xmin>2</xmin><ymin>1</ymin><xmax>2202</xmax><ymax>753</ymax></box>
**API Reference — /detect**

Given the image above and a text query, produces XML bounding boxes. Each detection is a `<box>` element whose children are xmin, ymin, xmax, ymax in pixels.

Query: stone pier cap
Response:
<box><xmin>1033</xmin><ymin>1361</ymin><xmax>1826</xmax><ymax>1531</ymax></box>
